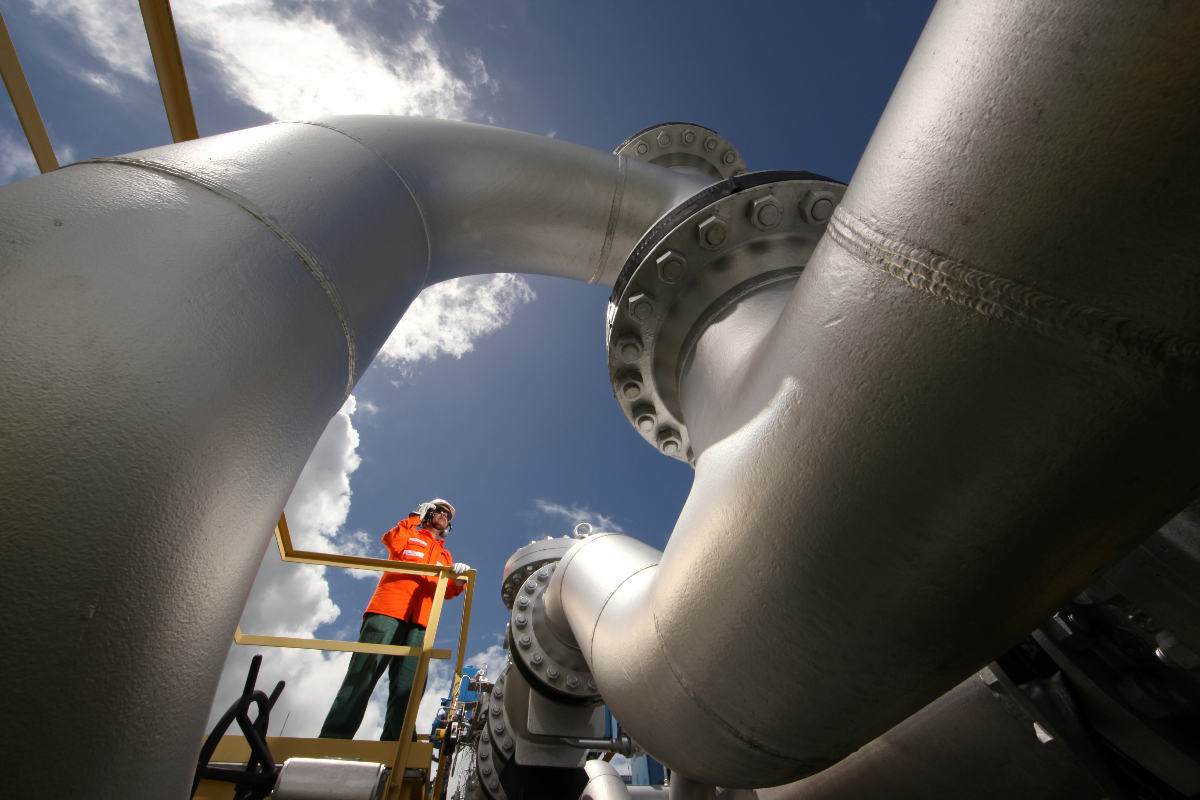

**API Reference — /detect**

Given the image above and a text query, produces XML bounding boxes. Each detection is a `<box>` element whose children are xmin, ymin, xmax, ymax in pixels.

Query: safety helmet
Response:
<box><xmin>415</xmin><ymin>498</ymin><xmax>456</xmax><ymax>521</ymax></box>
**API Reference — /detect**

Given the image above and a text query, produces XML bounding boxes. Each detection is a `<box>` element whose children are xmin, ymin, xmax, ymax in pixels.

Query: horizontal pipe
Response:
<box><xmin>551</xmin><ymin>0</ymin><xmax>1200</xmax><ymax>787</ymax></box>
<box><xmin>0</xmin><ymin>117</ymin><xmax>706</xmax><ymax>799</ymax></box>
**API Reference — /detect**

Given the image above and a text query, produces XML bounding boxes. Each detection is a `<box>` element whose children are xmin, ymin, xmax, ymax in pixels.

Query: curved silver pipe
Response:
<box><xmin>581</xmin><ymin>760</ymin><xmax>634</xmax><ymax>800</ymax></box>
<box><xmin>548</xmin><ymin>0</ymin><xmax>1200</xmax><ymax>788</ymax></box>
<box><xmin>0</xmin><ymin>117</ymin><xmax>707</xmax><ymax>799</ymax></box>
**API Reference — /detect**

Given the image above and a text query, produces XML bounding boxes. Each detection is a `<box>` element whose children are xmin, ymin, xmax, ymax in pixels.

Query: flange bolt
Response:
<box><xmin>723</xmin><ymin>151</ymin><xmax>736</xmax><ymax>165</ymax></box>
<box><xmin>656</xmin><ymin>250</ymin><xmax>686</xmax><ymax>283</ymax></box>
<box><xmin>518</xmin><ymin>634</ymin><xmax>532</xmax><ymax>648</ymax></box>
<box><xmin>621</xmin><ymin>376</ymin><xmax>644</xmax><ymax>401</ymax></box>
<box><xmin>698</xmin><ymin>216</ymin><xmax>727</xmax><ymax>249</ymax></box>
<box><xmin>704</xmin><ymin>137</ymin><xmax>718</xmax><ymax>151</ymax></box>
<box><xmin>515</xmin><ymin>613</ymin><xmax>527</xmax><ymax>628</ymax></box>
<box><xmin>657</xmin><ymin>428</ymin><xmax>683</xmax><ymax>455</ymax></box>
<box><xmin>566</xmin><ymin>676</ymin><xmax>579</xmax><ymax>688</ymax></box>
<box><xmin>633</xmin><ymin>405</ymin><xmax>657</xmax><ymax>433</ymax></box>
<box><xmin>617</xmin><ymin>334</ymin><xmax>643</xmax><ymax>362</ymax></box>
<box><xmin>636</xmin><ymin>142</ymin><xmax>649</xmax><ymax>155</ymax></box>
<box><xmin>682</xmin><ymin>130</ymin><xmax>695</xmax><ymax>144</ymax></box>
<box><xmin>657</xmin><ymin>132</ymin><xmax>671</xmax><ymax>147</ymax></box>
<box><xmin>751</xmin><ymin>195</ymin><xmax>782</xmax><ymax>230</ymax></box>
<box><xmin>629</xmin><ymin>292</ymin><xmax>656</xmax><ymax>320</ymax></box>
<box><xmin>547</xmin><ymin>666</ymin><xmax>560</xmax><ymax>679</ymax></box>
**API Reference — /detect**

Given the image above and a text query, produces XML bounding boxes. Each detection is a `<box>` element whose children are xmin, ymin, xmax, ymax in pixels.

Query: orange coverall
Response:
<box><xmin>364</xmin><ymin>514</ymin><xmax>463</xmax><ymax>624</ymax></box>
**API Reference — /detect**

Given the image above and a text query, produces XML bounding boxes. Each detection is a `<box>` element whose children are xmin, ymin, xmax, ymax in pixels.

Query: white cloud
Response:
<box><xmin>29</xmin><ymin>0</ymin><xmax>495</xmax><ymax>120</ymax></box>
<box><xmin>208</xmin><ymin>394</ymin><xmax>508</xmax><ymax>747</ymax></box>
<box><xmin>209</xmin><ymin>395</ymin><xmax>381</xmax><ymax>737</ymax></box>
<box><xmin>379</xmin><ymin>275</ymin><xmax>536</xmax><ymax>374</ymax></box>
<box><xmin>534</xmin><ymin>500</ymin><xmax>625</xmax><ymax>535</ymax></box>
<box><xmin>29</xmin><ymin>0</ymin><xmax>155</xmax><ymax>82</ymax></box>
<box><xmin>0</xmin><ymin>128</ymin><xmax>39</xmax><ymax>185</ymax></box>
<box><xmin>408</xmin><ymin>0</ymin><xmax>444</xmax><ymax>23</ymax></box>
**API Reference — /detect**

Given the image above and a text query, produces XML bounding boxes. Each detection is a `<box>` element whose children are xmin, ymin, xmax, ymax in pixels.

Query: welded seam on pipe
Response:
<box><xmin>284</xmin><ymin>120</ymin><xmax>434</xmax><ymax>290</ymax></box>
<box><xmin>590</xmin><ymin>155</ymin><xmax>628</xmax><ymax>285</ymax></box>
<box><xmin>648</xmin><ymin>611</ymin><xmax>819</xmax><ymax>770</ymax></box>
<box><xmin>76</xmin><ymin>155</ymin><xmax>358</xmax><ymax>398</ymax></box>
<box><xmin>582</xmin><ymin>561</ymin><xmax>658</xmax><ymax>660</ymax></box>
<box><xmin>828</xmin><ymin>208</ymin><xmax>1200</xmax><ymax>373</ymax></box>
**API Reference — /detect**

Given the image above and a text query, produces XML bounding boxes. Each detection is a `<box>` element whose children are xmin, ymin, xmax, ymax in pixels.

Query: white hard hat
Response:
<box><xmin>415</xmin><ymin>498</ymin><xmax>456</xmax><ymax>521</ymax></box>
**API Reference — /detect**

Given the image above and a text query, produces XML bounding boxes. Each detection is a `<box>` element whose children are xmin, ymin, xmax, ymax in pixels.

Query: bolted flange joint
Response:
<box><xmin>605</xmin><ymin>169</ymin><xmax>846</xmax><ymax>466</ymax></box>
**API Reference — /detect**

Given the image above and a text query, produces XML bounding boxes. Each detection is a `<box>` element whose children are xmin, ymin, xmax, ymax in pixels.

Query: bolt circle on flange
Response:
<box><xmin>605</xmin><ymin>170</ymin><xmax>846</xmax><ymax>464</ymax></box>
<box><xmin>614</xmin><ymin>122</ymin><xmax>748</xmax><ymax>180</ymax></box>
<box><xmin>507</xmin><ymin>561</ymin><xmax>602</xmax><ymax>706</ymax></box>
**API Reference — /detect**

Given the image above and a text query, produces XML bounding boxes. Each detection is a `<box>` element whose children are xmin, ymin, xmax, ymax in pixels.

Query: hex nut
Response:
<box><xmin>657</xmin><ymin>132</ymin><xmax>671</xmax><ymax>147</ymax></box>
<box><xmin>530</xmin><ymin>652</ymin><xmax>543</xmax><ymax>664</ymax></box>
<box><xmin>1156</xmin><ymin>630</ymin><xmax>1200</xmax><ymax>670</ymax></box>
<box><xmin>632</xmin><ymin>404</ymin><xmax>657</xmax><ymax>432</ymax></box>
<box><xmin>546</xmin><ymin>666</ymin><xmax>560</xmax><ymax>679</ymax></box>
<box><xmin>616</xmin><ymin>333</ymin><xmax>643</xmax><ymax>363</ymax></box>
<box><xmin>723</xmin><ymin>151</ymin><xmax>737</xmax><ymax>165</ymax></box>
<box><xmin>704</xmin><ymin>137</ymin><xmax>718</xmax><ymax>151</ymax></box>
<box><xmin>628</xmin><ymin>292</ymin><xmax>656</xmax><ymax>320</ymax></box>
<box><xmin>657</xmin><ymin>428</ymin><xmax>683</xmax><ymax>455</ymax></box>
<box><xmin>698</xmin><ymin>216</ymin><xmax>728</xmax><ymax>249</ymax></box>
<box><xmin>799</xmin><ymin>191</ymin><xmax>837</xmax><ymax>224</ymax></box>
<box><xmin>751</xmin><ymin>194</ymin><xmax>783</xmax><ymax>230</ymax></box>
<box><xmin>682</xmin><ymin>130</ymin><xmax>696</xmax><ymax>144</ymax></box>
<box><xmin>656</xmin><ymin>250</ymin><xmax>686</xmax><ymax>283</ymax></box>
<box><xmin>619</xmin><ymin>374</ymin><xmax>644</xmax><ymax>401</ymax></box>
<box><xmin>635</xmin><ymin>141</ymin><xmax>649</xmax><ymax>156</ymax></box>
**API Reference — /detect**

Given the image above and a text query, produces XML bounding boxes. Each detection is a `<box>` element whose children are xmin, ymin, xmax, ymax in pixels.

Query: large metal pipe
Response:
<box><xmin>0</xmin><ymin>118</ymin><xmax>707</xmax><ymax>799</ymax></box>
<box><xmin>548</xmin><ymin>0</ymin><xmax>1200</xmax><ymax>788</ymax></box>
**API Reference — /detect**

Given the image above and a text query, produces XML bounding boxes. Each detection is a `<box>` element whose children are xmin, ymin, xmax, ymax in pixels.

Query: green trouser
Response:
<box><xmin>319</xmin><ymin>613</ymin><xmax>426</xmax><ymax>741</ymax></box>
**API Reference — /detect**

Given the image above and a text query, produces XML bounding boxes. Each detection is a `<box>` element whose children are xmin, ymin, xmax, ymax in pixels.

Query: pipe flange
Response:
<box><xmin>500</xmin><ymin>538</ymin><xmax>575</xmax><ymax>610</ymax></box>
<box><xmin>510</xmin><ymin>565</ymin><xmax>602</xmax><ymax>707</ymax></box>
<box><xmin>606</xmin><ymin>171</ymin><xmax>846</xmax><ymax>463</ymax></box>
<box><xmin>615</xmin><ymin>122</ymin><xmax>747</xmax><ymax>181</ymax></box>
<box><xmin>470</xmin><ymin>673</ymin><xmax>516</xmax><ymax>800</ymax></box>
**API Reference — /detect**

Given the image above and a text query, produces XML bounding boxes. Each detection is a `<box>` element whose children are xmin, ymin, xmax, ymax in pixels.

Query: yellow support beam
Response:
<box><xmin>233</xmin><ymin>627</ymin><xmax>452</xmax><ymax>661</ymax></box>
<box><xmin>138</xmin><ymin>0</ymin><xmax>198</xmax><ymax>142</ymax></box>
<box><xmin>0</xmin><ymin>8</ymin><xmax>57</xmax><ymax>172</ymax></box>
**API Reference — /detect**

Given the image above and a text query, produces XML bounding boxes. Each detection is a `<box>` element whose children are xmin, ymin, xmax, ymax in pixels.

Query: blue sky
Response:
<box><xmin>1</xmin><ymin>0</ymin><xmax>934</xmax><ymax>744</ymax></box>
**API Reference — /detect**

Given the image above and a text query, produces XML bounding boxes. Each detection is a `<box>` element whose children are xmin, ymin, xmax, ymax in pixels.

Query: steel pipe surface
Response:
<box><xmin>581</xmin><ymin>760</ymin><xmax>635</xmax><ymax>800</ymax></box>
<box><xmin>551</xmin><ymin>0</ymin><xmax>1200</xmax><ymax>787</ymax></box>
<box><xmin>0</xmin><ymin>117</ymin><xmax>706</xmax><ymax>799</ymax></box>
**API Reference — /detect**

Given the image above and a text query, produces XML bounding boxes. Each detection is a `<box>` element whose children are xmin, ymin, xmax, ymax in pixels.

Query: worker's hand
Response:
<box><xmin>452</xmin><ymin>562</ymin><xmax>471</xmax><ymax>575</ymax></box>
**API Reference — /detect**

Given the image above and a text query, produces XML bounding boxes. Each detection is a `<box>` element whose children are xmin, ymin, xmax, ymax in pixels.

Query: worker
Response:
<box><xmin>319</xmin><ymin>498</ymin><xmax>471</xmax><ymax>741</ymax></box>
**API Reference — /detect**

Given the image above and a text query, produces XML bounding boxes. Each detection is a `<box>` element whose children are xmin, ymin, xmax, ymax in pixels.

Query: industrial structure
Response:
<box><xmin>2</xmin><ymin>1</ymin><xmax>1199</xmax><ymax>798</ymax></box>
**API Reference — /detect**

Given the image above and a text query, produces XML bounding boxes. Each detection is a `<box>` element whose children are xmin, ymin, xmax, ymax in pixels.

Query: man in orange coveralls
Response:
<box><xmin>319</xmin><ymin>498</ymin><xmax>471</xmax><ymax>740</ymax></box>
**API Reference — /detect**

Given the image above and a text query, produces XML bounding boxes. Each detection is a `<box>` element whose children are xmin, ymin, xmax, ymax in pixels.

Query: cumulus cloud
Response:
<box><xmin>208</xmin><ymin>396</ymin><xmax>507</xmax><ymax>746</ymax></box>
<box><xmin>534</xmin><ymin>500</ymin><xmax>625</xmax><ymax>535</ymax></box>
<box><xmin>0</xmin><ymin>127</ymin><xmax>39</xmax><ymax>185</ymax></box>
<box><xmin>29</xmin><ymin>0</ymin><xmax>494</xmax><ymax>121</ymax></box>
<box><xmin>379</xmin><ymin>275</ymin><xmax>536</xmax><ymax>374</ymax></box>
<box><xmin>209</xmin><ymin>396</ymin><xmax>382</xmax><ymax>738</ymax></box>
